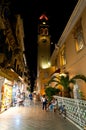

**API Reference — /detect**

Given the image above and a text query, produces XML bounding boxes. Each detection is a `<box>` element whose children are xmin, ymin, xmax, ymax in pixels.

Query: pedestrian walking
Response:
<box><xmin>29</xmin><ymin>92</ymin><xmax>33</xmax><ymax>105</ymax></box>
<box><xmin>41</xmin><ymin>95</ymin><xmax>47</xmax><ymax>110</ymax></box>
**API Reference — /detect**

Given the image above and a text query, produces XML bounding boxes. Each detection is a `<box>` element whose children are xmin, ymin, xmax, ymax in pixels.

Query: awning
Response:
<box><xmin>0</xmin><ymin>68</ymin><xmax>19</xmax><ymax>81</ymax></box>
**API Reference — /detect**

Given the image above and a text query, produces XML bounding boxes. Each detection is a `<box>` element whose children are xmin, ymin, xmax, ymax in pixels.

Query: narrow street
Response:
<box><xmin>0</xmin><ymin>99</ymin><xmax>81</xmax><ymax>130</ymax></box>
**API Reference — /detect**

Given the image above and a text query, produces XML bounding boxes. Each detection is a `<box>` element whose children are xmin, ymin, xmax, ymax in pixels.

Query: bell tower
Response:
<box><xmin>37</xmin><ymin>14</ymin><xmax>51</xmax><ymax>94</ymax></box>
<box><xmin>37</xmin><ymin>14</ymin><xmax>51</xmax><ymax>70</ymax></box>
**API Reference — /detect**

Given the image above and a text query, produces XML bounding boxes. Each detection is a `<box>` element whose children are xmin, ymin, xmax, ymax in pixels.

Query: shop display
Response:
<box><xmin>1</xmin><ymin>79</ymin><xmax>13</xmax><ymax>112</ymax></box>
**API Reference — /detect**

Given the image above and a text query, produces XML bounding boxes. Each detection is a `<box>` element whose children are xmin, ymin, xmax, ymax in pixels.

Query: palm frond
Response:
<box><xmin>69</xmin><ymin>79</ymin><xmax>76</xmax><ymax>84</ymax></box>
<box><xmin>48</xmin><ymin>74</ymin><xmax>86</xmax><ymax>91</ymax></box>
<box><xmin>72</xmin><ymin>74</ymin><xmax>86</xmax><ymax>82</ymax></box>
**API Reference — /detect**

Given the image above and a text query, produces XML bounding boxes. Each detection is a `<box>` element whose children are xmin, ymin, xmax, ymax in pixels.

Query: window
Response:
<box><xmin>40</xmin><ymin>28</ymin><xmax>48</xmax><ymax>35</ymax></box>
<box><xmin>17</xmin><ymin>64</ymin><xmax>19</xmax><ymax>72</ymax></box>
<box><xmin>74</xmin><ymin>19</ymin><xmax>84</xmax><ymax>52</ymax></box>
<box><xmin>40</xmin><ymin>28</ymin><xmax>43</xmax><ymax>34</ymax></box>
<box><xmin>75</xmin><ymin>30</ymin><xmax>84</xmax><ymax>51</ymax></box>
<box><xmin>14</xmin><ymin>59</ymin><xmax>17</xmax><ymax>70</ymax></box>
<box><xmin>45</xmin><ymin>28</ymin><xmax>48</xmax><ymax>35</ymax></box>
<box><xmin>60</xmin><ymin>45</ymin><xmax>66</xmax><ymax>66</ymax></box>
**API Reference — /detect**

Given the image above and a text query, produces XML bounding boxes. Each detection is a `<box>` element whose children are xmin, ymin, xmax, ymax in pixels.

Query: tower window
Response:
<box><xmin>40</xmin><ymin>28</ymin><xmax>43</xmax><ymax>34</ymax></box>
<box><xmin>45</xmin><ymin>28</ymin><xmax>48</xmax><ymax>35</ymax></box>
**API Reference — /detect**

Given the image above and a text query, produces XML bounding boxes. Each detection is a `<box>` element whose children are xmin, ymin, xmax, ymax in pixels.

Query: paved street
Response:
<box><xmin>0</xmin><ymin>100</ymin><xmax>81</xmax><ymax>130</ymax></box>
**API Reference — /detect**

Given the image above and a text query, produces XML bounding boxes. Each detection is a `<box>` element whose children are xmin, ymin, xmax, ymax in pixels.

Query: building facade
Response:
<box><xmin>0</xmin><ymin>2</ymin><xmax>29</xmax><ymax>112</ymax></box>
<box><xmin>50</xmin><ymin>0</ymin><xmax>86</xmax><ymax>99</ymax></box>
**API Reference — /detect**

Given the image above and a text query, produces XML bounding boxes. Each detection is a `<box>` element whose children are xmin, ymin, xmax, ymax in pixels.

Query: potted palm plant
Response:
<box><xmin>48</xmin><ymin>73</ymin><xmax>86</xmax><ymax>98</ymax></box>
<box><xmin>45</xmin><ymin>87</ymin><xmax>60</xmax><ymax>102</ymax></box>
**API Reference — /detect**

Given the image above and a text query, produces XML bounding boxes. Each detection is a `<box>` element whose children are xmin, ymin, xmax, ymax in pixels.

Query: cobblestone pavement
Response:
<box><xmin>0</xmin><ymin>100</ymin><xmax>81</xmax><ymax>130</ymax></box>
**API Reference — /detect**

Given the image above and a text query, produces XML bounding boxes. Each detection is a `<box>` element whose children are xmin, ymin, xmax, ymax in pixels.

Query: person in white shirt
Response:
<box><xmin>41</xmin><ymin>95</ymin><xmax>47</xmax><ymax>110</ymax></box>
<box><xmin>52</xmin><ymin>98</ymin><xmax>57</xmax><ymax>112</ymax></box>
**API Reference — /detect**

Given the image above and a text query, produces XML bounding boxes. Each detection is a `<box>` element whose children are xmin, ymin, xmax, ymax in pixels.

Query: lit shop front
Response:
<box><xmin>0</xmin><ymin>78</ymin><xmax>13</xmax><ymax>112</ymax></box>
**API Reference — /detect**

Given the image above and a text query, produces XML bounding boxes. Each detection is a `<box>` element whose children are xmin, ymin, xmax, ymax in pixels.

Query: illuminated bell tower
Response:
<box><xmin>37</xmin><ymin>14</ymin><xmax>51</xmax><ymax>94</ymax></box>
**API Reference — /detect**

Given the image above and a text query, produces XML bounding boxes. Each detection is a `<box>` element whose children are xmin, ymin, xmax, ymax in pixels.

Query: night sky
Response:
<box><xmin>10</xmin><ymin>0</ymin><xmax>78</xmax><ymax>87</ymax></box>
